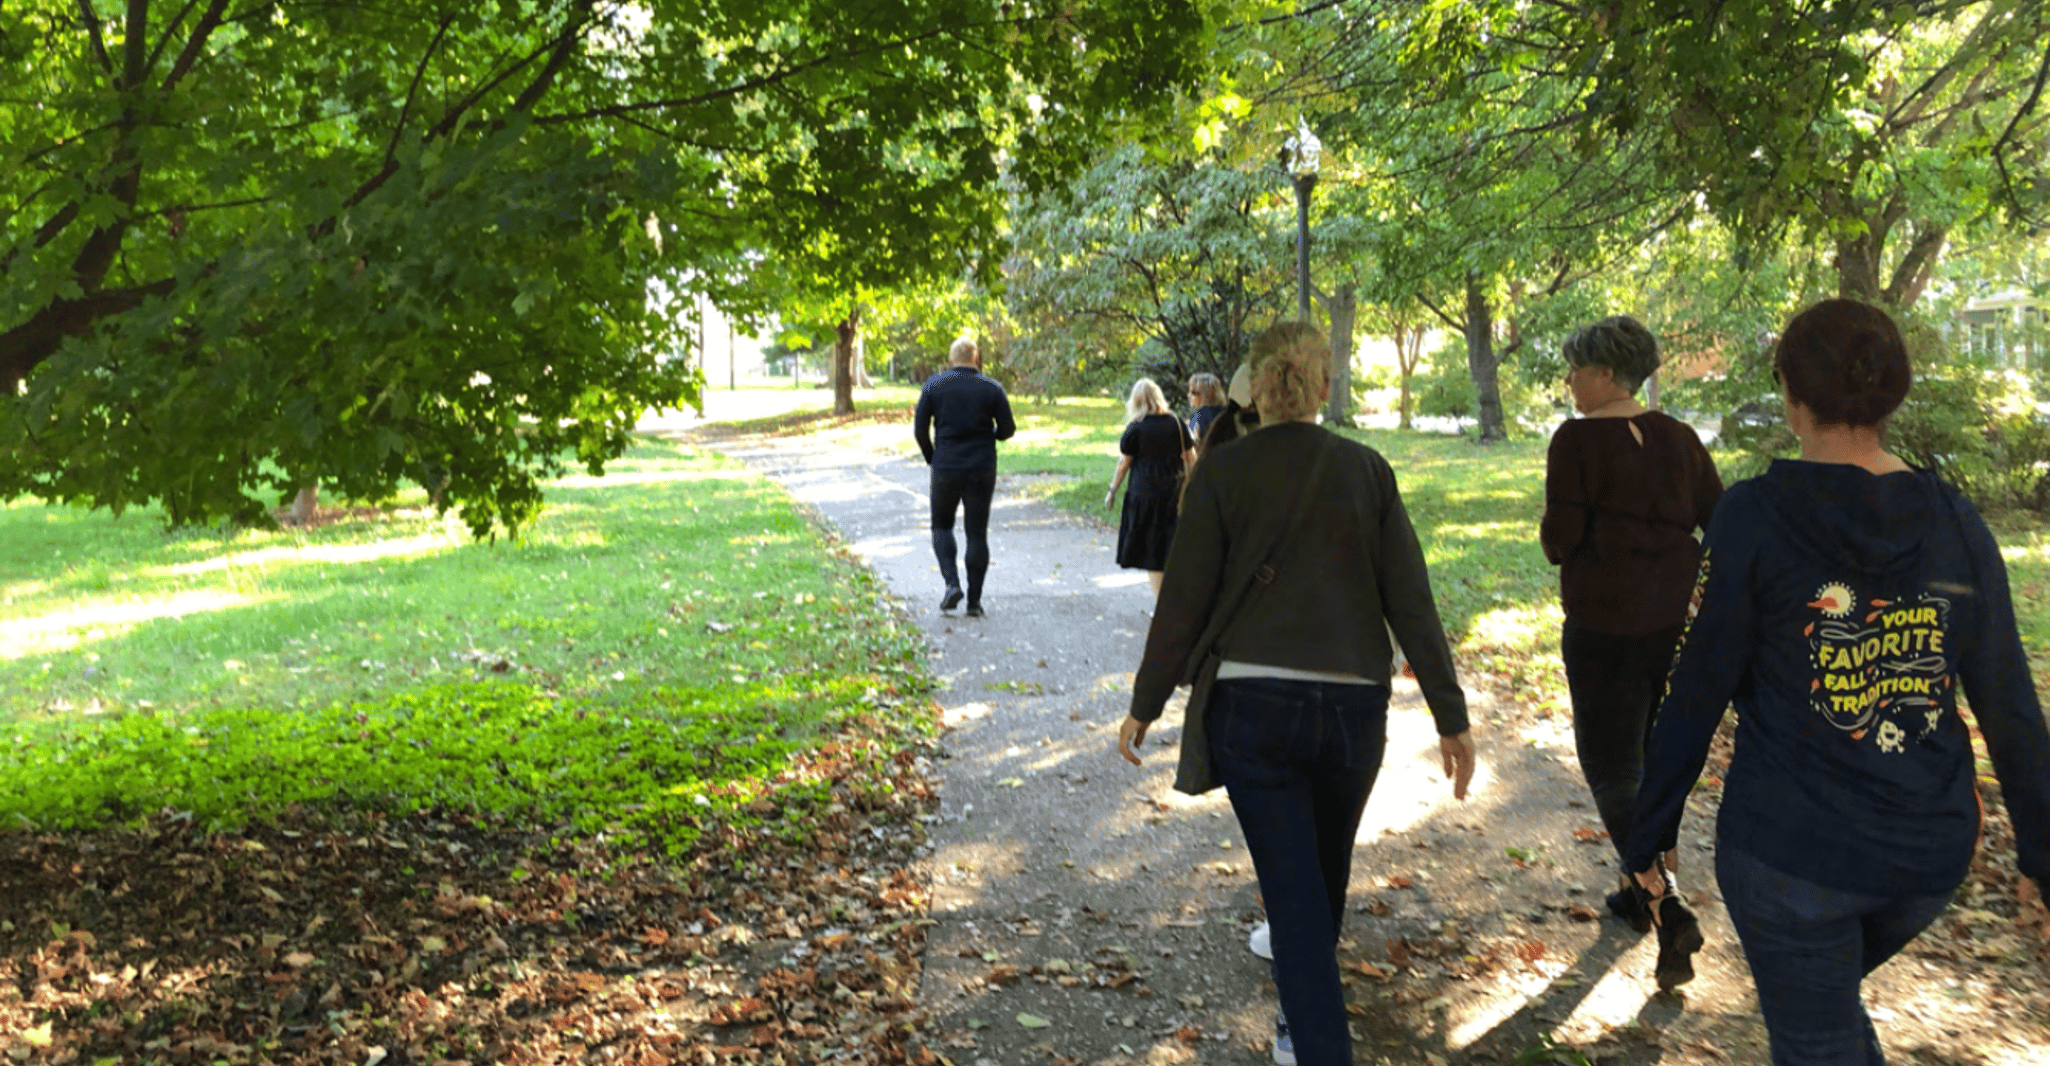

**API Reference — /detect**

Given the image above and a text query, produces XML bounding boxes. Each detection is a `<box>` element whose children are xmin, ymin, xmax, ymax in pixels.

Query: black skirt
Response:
<box><xmin>1116</xmin><ymin>474</ymin><xmax>1181</xmax><ymax>570</ymax></box>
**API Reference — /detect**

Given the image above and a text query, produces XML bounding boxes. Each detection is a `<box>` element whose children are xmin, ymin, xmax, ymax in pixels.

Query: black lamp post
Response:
<box><xmin>1280</xmin><ymin>121</ymin><xmax>1321</xmax><ymax>323</ymax></box>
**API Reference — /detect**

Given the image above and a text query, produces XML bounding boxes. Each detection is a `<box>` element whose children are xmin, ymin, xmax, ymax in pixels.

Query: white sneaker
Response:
<box><xmin>1247</xmin><ymin>919</ymin><xmax>1273</xmax><ymax>960</ymax></box>
<box><xmin>1272</xmin><ymin>1011</ymin><xmax>1296</xmax><ymax>1066</ymax></box>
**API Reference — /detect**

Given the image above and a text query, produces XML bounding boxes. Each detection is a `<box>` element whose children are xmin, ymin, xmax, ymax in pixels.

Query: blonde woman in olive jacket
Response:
<box><xmin>1118</xmin><ymin>322</ymin><xmax>1477</xmax><ymax>1066</ymax></box>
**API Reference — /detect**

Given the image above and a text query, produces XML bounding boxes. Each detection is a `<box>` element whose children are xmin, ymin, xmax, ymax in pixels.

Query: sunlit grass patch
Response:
<box><xmin>1994</xmin><ymin>523</ymin><xmax>2050</xmax><ymax>696</ymax></box>
<box><xmin>0</xmin><ymin>438</ymin><xmax>921</xmax><ymax>725</ymax></box>
<box><xmin>999</xmin><ymin>397</ymin><xmax>1129</xmax><ymax>515</ymax></box>
<box><xmin>0</xmin><ymin>436</ymin><xmax>935</xmax><ymax>852</ymax></box>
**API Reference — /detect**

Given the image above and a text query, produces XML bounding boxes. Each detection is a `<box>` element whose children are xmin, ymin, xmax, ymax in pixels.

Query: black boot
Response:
<box><xmin>1651</xmin><ymin>892</ymin><xmax>1704</xmax><ymax>991</ymax></box>
<box><xmin>1606</xmin><ymin>884</ymin><xmax>1653</xmax><ymax>935</ymax></box>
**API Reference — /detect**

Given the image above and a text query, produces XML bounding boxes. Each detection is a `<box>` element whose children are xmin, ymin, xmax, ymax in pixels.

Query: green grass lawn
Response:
<box><xmin>0</xmin><ymin>439</ymin><xmax>931</xmax><ymax>849</ymax></box>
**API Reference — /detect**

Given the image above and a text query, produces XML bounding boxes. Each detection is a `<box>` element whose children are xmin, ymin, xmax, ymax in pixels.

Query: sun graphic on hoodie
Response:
<box><xmin>1809</xmin><ymin>582</ymin><xmax>1855</xmax><ymax>619</ymax></box>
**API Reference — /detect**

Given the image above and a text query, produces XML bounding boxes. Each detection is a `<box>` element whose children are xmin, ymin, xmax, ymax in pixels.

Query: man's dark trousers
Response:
<box><xmin>931</xmin><ymin>467</ymin><xmax>996</xmax><ymax>607</ymax></box>
<box><xmin>913</xmin><ymin>361</ymin><xmax>1013</xmax><ymax>609</ymax></box>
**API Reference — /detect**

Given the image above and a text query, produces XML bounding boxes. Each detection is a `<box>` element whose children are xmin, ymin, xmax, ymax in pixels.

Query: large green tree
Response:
<box><xmin>1389</xmin><ymin>0</ymin><xmax>2050</xmax><ymax>311</ymax></box>
<box><xmin>1007</xmin><ymin>145</ymin><xmax>1295</xmax><ymax>400</ymax></box>
<box><xmin>2</xmin><ymin>0</ymin><xmax>1207</xmax><ymax>533</ymax></box>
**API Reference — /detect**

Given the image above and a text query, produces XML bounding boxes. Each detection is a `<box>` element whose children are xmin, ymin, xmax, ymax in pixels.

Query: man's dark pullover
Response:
<box><xmin>1130</xmin><ymin>423</ymin><xmax>1470</xmax><ymax>738</ymax></box>
<box><xmin>1624</xmin><ymin>461</ymin><xmax>2050</xmax><ymax>895</ymax></box>
<box><xmin>913</xmin><ymin>366</ymin><xmax>1015</xmax><ymax>470</ymax></box>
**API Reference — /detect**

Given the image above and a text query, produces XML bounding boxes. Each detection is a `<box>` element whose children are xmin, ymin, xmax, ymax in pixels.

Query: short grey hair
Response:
<box><xmin>949</xmin><ymin>337</ymin><xmax>979</xmax><ymax>365</ymax></box>
<box><xmin>1561</xmin><ymin>316</ymin><xmax>1661</xmax><ymax>395</ymax></box>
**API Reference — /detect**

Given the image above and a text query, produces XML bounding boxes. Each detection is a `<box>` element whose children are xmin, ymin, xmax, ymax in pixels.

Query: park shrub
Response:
<box><xmin>1497</xmin><ymin>369</ymin><xmax>1563</xmax><ymax>437</ymax></box>
<box><xmin>1889</xmin><ymin>367</ymin><xmax>2050</xmax><ymax>514</ymax></box>
<box><xmin>0</xmin><ymin>676</ymin><xmax>935</xmax><ymax>858</ymax></box>
<box><xmin>1416</xmin><ymin>338</ymin><xmax>1478</xmax><ymax>427</ymax></box>
<box><xmin>1413</xmin><ymin>337</ymin><xmax>1557</xmax><ymax>438</ymax></box>
<box><xmin>1707</xmin><ymin>330</ymin><xmax>2050</xmax><ymax>516</ymax></box>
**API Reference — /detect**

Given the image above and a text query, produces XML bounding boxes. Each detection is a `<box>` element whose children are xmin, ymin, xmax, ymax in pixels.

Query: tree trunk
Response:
<box><xmin>1835</xmin><ymin>234</ymin><xmax>1884</xmax><ymax>304</ymax></box>
<box><xmin>1883</xmin><ymin>223</ymin><xmax>1947</xmax><ymax>309</ymax></box>
<box><xmin>853</xmin><ymin>327</ymin><xmax>873</xmax><ymax>389</ymax></box>
<box><xmin>1464</xmin><ymin>273</ymin><xmax>1506</xmax><ymax>442</ymax></box>
<box><xmin>1323</xmin><ymin>283</ymin><xmax>1357</xmax><ymax>427</ymax></box>
<box><xmin>1395</xmin><ymin>321</ymin><xmax>1422</xmax><ymax>431</ymax></box>
<box><xmin>1837</xmin><ymin>215</ymin><xmax>1946</xmax><ymax>310</ymax></box>
<box><xmin>833</xmin><ymin>309</ymin><xmax>860</xmax><ymax>416</ymax></box>
<box><xmin>290</xmin><ymin>485</ymin><xmax>318</xmax><ymax>525</ymax></box>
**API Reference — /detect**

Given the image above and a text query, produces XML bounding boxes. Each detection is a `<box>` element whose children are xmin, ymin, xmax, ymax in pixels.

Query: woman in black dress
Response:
<box><xmin>1106</xmin><ymin>378</ymin><xmax>1195</xmax><ymax>596</ymax></box>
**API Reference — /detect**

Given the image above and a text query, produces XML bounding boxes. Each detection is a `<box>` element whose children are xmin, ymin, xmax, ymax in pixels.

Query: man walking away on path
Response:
<box><xmin>914</xmin><ymin>338</ymin><xmax>1016</xmax><ymax>617</ymax></box>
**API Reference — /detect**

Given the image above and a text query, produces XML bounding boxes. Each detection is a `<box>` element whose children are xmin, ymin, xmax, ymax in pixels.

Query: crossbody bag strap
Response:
<box><xmin>1188</xmin><ymin>431</ymin><xmax>1336</xmax><ymax>663</ymax></box>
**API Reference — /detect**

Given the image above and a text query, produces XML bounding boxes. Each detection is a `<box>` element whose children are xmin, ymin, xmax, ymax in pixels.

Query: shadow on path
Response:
<box><xmin>681</xmin><ymin>426</ymin><xmax>2038</xmax><ymax>1066</ymax></box>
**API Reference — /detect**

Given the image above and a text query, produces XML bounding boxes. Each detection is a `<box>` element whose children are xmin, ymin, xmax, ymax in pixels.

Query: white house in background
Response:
<box><xmin>1958</xmin><ymin>289</ymin><xmax>2045</xmax><ymax>370</ymax></box>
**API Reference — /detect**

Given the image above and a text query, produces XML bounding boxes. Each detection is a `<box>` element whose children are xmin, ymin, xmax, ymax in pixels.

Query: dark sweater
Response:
<box><xmin>1622</xmin><ymin>461</ymin><xmax>2050</xmax><ymax>895</ymax></box>
<box><xmin>1130</xmin><ymin>422</ymin><xmax>1469</xmax><ymax>737</ymax></box>
<box><xmin>1541</xmin><ymin>412</ymin><xmax>1723</xmax><ymax>635</ymax></box>
<box><xmin>913</xmin><ymin>366</ymin><xmax>1015</xmax><ymax>471</ymax></box>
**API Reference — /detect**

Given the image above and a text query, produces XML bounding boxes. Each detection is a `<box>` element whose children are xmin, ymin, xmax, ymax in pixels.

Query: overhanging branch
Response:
<box><xmin>77</xmin><ymin>0</ymin><xmax>115</xmax><ymax>73</ymax></box>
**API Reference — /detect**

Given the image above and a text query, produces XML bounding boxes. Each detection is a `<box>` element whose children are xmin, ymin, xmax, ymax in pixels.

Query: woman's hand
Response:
<box><xmin>1440</xmin><ymin>731</ymin><xmax>1477</xmax><ymax>800</ymax></box>
<box><xmin>1108</xmin><ymin>456</ymin><xmax>1133</xmax><ymax>509</ymax></box>
<box><xmin>1117</xmin><ymin>717</ymin><xmax>1151</xmax><ymax>766</ymax></box>
<box><xmin>1104</xmin><ymin>487</ymin><xmax>1117</xmax><ymax>509</ymax></box>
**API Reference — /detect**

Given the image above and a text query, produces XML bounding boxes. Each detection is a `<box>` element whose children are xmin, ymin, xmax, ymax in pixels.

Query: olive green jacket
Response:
<box><xmin>1130</xmin><ymin>423</ymin><xmax>1469</xmax><ymax>790</ymax></box>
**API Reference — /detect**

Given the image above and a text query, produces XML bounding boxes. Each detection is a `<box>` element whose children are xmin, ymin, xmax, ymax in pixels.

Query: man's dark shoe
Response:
<box><xmin>1652</xmin><ymin>894</ymin><xmax>1704</xmax><ymax>991</ymax></box>
<box><xmin>940</xmin><ymin>586</ymin><xmax>964</xmax><ymax>611</ymax></box>
<box><xmin>965</xmin><ymin>604</ymin><xmax>985</xmax><ymax>618</ymax></box>
<box><xmin>1607</xmin><ymin>885</ymin><xmax>1654</xmax><ymax>934</ymax></box>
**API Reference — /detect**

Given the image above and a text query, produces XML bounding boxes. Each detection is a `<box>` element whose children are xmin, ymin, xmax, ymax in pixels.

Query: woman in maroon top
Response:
<box><xmin>1541</xmin><ymin>316</ymin><xmax>1722</xmax><ymax>976</ymax></box>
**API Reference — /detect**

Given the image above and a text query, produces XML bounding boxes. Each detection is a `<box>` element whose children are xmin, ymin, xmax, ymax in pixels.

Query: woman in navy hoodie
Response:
<box><xmin>1623</xmin><ymin>299</ymin><xmax>2050</xmax><ymax>1064</ymax></box>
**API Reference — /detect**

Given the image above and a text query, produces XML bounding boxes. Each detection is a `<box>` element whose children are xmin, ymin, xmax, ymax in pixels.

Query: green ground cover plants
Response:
<box><xmin>0</xmin><ymin>439</ymin><xmax>933</xmax><ymax>852</ymax></box>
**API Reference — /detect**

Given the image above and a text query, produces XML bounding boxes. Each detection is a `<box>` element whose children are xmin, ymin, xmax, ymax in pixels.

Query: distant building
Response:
<box><xmin>1958</xmin><ymin>290</ymin><xmax>2045</xmax><ymax>371</ymax></box>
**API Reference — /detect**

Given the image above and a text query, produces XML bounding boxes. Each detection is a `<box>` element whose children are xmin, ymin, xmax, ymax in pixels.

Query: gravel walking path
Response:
<box><xmin>674</xmin><ymin>414</ymin><xmax>2049</xmax><ymax>1066</ymax></box>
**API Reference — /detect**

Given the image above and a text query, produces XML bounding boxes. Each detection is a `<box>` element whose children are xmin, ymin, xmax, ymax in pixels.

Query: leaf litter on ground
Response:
<box><xmin>0</xmin><ymin>710</ymin><xmax>952</xmax><ymax>1066</ymax></box>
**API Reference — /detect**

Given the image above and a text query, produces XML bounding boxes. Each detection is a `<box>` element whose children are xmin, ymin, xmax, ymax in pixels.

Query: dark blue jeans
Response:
<box><xmin>1717</xmin><ymin>843</ymin><xmax>1957</xmax><ymax>1065</ymax></box>
<box><xmin>1210</xmin><ymin>678</ymin><xmax>1389</xmax><ymax>1066</ymax></box>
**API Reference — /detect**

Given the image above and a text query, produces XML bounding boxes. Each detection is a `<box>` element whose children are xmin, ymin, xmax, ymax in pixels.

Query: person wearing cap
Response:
<box><xmin>1194</xmin><ymin>362</ymin><xmax>1260</xmax><ymax>457</ymax></box>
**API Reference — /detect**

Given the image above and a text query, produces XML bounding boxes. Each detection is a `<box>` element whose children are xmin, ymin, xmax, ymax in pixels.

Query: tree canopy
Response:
<box><xmin>1</xmin><ymin>0</ymin><xmax>1209</xmax><ymax>534</ymax></box>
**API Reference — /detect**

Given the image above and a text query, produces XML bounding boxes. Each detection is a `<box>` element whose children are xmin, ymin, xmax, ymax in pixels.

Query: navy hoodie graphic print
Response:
<box><xmin>1623</xmin><ymin>460</ymin><xmax>2050</xmax><ymax>896</ymax></box>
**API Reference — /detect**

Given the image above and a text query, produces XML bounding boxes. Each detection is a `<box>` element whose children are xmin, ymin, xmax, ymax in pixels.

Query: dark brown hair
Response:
<box><xmin>1773</xmin><ymin>298</ymin><xmax>1911</xmax><ymax>428</ymax></box>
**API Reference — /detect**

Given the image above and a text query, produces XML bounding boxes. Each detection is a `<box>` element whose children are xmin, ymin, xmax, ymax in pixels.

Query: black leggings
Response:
<box><xmin>1561</xmin><ymin>619</ymin><xmax>1683</xmax><ymax>867</ymax></box>
<box><xmin>930</xmin><ymin>467</ymin><xmax>996</xmax><ymax>605</ymax></box>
